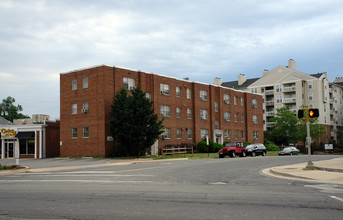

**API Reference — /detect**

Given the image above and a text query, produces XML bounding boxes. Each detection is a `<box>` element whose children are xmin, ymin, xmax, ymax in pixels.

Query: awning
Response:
<box><xmin>15</xmin><ymin>132</ymin><xmax>35</xmax><ymax>139</ymax></box>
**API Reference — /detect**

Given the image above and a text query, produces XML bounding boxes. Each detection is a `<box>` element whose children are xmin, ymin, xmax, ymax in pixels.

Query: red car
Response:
<box><xmin>219</xmin><ymin>142</ymin><xmax>246</xmax><ymax>158</ymax></box>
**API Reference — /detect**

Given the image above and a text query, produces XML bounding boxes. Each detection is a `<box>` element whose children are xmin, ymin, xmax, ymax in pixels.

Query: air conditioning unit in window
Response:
<box><xmin>224</xmin><ymin>99</ymin><xmax>230</xmax><ymax>104</ymax></box>
<box><xmin>82</xmin><ymin>108</ymin><xmax>88</xmax><ymax>114</ymax></box>
<box><xmin>201</xmin><ymin>115</ymin><xmax>206</xmax><ymax>120</ymax></box>
<box><xmin>161</xmin><ymin>135</ymin><xmax>168</xmax><ymax>140</ymax></box>
<box><xmin>225</xmin><ymin>118</ymin><xmax>230</xmax><ymax>122</ymax></box>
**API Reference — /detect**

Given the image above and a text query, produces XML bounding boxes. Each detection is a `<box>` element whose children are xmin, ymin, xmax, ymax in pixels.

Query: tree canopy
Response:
<box><xmin>109</xmin><ymin>87</ymin><xmax>164</xmax><ymax>156</ymax></box>
<box><xmin>0</xmin><ymin>96</ymin><xmax>30</xmax><ymax>122</ymax></box>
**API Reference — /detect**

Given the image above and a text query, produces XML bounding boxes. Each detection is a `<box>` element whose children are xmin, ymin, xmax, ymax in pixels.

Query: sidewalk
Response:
<box><xmin>263</xmin><ymin>158</ymin><xmax>343</xmax><ymax>185</ymax></box>
<box><xmin>0</xmin><ymin>157</ymin><xmax>188</xmax><ymax>176</ymax></box>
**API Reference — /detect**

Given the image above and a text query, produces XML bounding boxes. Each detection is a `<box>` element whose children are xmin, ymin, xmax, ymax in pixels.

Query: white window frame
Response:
<box><xmin>200</xmin><ymin>110</ymin><xmax>208</xmax><ymax>120</ymax></box>
<box><xmin>82</xmin><ymin>77</ymin><xmax>88</xmax><ymax>89</ymax></box>
<box><xmin>253</xmin><ymin>115</ymin><xmax>258</xmax><ymax>124</ymax></box>
<box><xmin>176</xmin><ymin>107</ymin><xmax>181</xmax><ymax>118</ymax></box>
<box><xmin>223</xmin><ymin>94</ymin><xmax>230</xmax><ymax>104</ymax></box>
<box><xmin>252</xmin><ymin>99</ymin><xmax>258</xmax><ymax>108</ymax></box>
<box><xmin>72</xmin><ymin>79</ymin><xmax>77</xmax><ymax>90</ymax></box>
<box><xmin>200</xmin><ymin>129</ymin><xmax>208</xmax><ymax>139</ymax></box>
<box><xmin>308</xmin><ymin>92</ymin><xmax>313</xmax><ymax>101</ymax></box>
<box><xmin>187</xmin><ymin>88</ymin><xmax>191</xmax><ymax>99</ymax></box>
<box><xmin>177</xmin><ymin>128</ymin><xmax>182</xmax><ymax>139</ymax></box>
<box><xmin>162</xmin><ymin>128</ymin><xmax>171</xmax><ymax>139</ymax></box>
<box><xmin>83</xmin><ymin>127</ymin><xmax>89</xmax><ymax>138</ymax></box>
<box><xmin>187</xmin><ymin>128</ymin><xmax>192</xmax><ymax>139</ymax></box>
<box><xmin>225</xmin><ymin>130</ymin><xmax>231</xmax><ymax>140</ymax></box>
<box><xmin>160</xmin><ymin>83</ymin><xmax>170</xmax><ymax>95</ymax></box>
<box><xmin>176</xmin><ymin>87</ymin><xmax>181</xmax><ymax>98</ymax></box>
<box><xmin>308</xmin><ymin>81</ymin><xmax>313</xmax><ymax>89</ymax></box>
<box><xmin>241</xmin><ymin>97</ymin><xmax>244</xmax><ymax>106</ymax></box>
<box><xmin>123</xmin><ymin>77</ymin><xmax>136</xmax><ymax>90</ymax></box>
<box><xmin>187</xmin><ymin>108</ymin><xmax>192</xmax><ymax>119</ymax></box>
<box><xmin>72</xmin><ymin>103</ymin><xmax>77</xmax><ymax>115</ymax></box>
<box><xmin>214</xmin><ymin>102</ymin><xmax>218</xmax><ymax>112</ymax></box>
<box><xmin>200</xmin><ymin>90</ymin><xmax>208</xmax><ymax>101</ymax></box>
<box><xmin>72</xmin><ymin>128</ymin><xmax>77</xmax><ymax>138</ymax></box>
<box><xmin>160</xmin><ymin>105</ymin><xmax>171</xmax><ymax>117</ymax></box>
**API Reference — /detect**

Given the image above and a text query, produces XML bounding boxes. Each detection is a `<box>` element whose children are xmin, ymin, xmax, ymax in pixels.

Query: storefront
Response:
<box><xmin>1</xmin><ymin>125</ymin><xmax>46</xmax><ymax>159</ymax></box>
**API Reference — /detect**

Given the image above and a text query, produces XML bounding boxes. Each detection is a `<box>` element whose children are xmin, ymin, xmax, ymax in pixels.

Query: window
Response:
<box><xmin>160</xmin><ymin>83</ymin><xmax>170</xmax><ymax>95</ymax></box>
<box><xmin>334</xmin><ymin>97</ymin><xmax>338</xmax><ymax>104</ymax></box>
<box><xmin>82</xmin><ymin>102</ymin><xmax>88</xmax><ymax>112</ymax></box>
<box><xmin>176</xmin><ymin>107</ymin><xmax>181</xmax><ymax>118</ymax></box>
<box><xmin>82</xmin><ymin>77</ymin><xmax>88</xmax><ymax>89</ymax></box>
<box><xmin>72</xmin><ymin>128</ymin><xmax>77</xmax><ymax>138</ymax></box>
<box><xmin>72</xmin><ymin>103</ymin><xmax>77</xmax><ymax>114</ymax></box>
<box><xmin>324</xmin><ymin>104</ymin><xmax>326</xmax><ymax>112</ymax></box>
<box><xmin>201</xmin><ymin>129</ymin><xmax>208</xmax><ymax>139</ymax></box>
<box><xmin>214</xmin><ymin>102</ymin><xmax>218</xmax><ymax>112</ymax></box>
<box><xmin>241</xmin><ymin>97</ymin><xmax>244</xmax><ymax>106</ymax></box>
<box><xmin>146</xmin><ymin>92</ymin><xmax>151</xmax><ymax>100</ymax></box>
<box><xmin>234</xmin><ymin>96</ymin><xmax>237</xmax><ymax>105</ymax></box>
<box><xmin>276</xmin><ymin>84</ymin><xmax>281</xmax><ymax>92</ymax></box>
<box><xmin>223</xmin><ymin>94</ymin><xmax>230</xmax><ymax>104</ymax></box>
<box><xmin>187</xmin><ymin>88</ymin><xmax>191</xmax><ymax>99</ymax></box>
<box><xmin>200</xmin><ymin>90</ymin><xmax>208</xmax><ymax>101</ymax></box>
<box><xmin>253</xmin><ymin>131</ymin><xmax>259</xmax><ymax>139</ymax></box>
<box><xmin>308</xmin><ymin>81</ymin><xmax>312</xmax><ymax>89</ymax></box>
<box><xmin>19</xmin><ymin>139</ymin><xmax>35</xmax><ymax>155</ymax></box>
<box><xmin>241</xmin><ymin>131</ymin><xmax>244</xmax><ymax>139</ymax></box>
<box><xmin>160</xmin><ymin>105</ymin><xmax>171</xmax><ymax>117</ymax></box>
<box><xmin>235</xmin><ymin>130</ymin><xmax>238</xmax><ymax>139</ymax></box>
<box><xmin>187</xmin><ymin>108</ymin><xmax>192</xmax><ymax>119</ymax></box>
<box><xmin>241</xmin><ymin>114</ymin><xmax>244</xmax><ymax>123</ymax></box>
<box><xmin>162</xmin><ymin>128</ymin><xmax>171</xmax><ymax>139</ymax></box>
<box><xmin>215</xmin><ymin>120</ymin><xmax>219</xmax><ymax>129</ymax></box>
<box><xmin>253</xmin><ymin>115</ymin><xmax>258</xmax><ymax>124</ymax></box>
<box><xmin>309</xmin><ymin>93</ymin><xmax>313</xmax><ymax>101</ymax></box>
<box><xmin>225</xmin><ymin>130</ymin><xmax>231</xmax><ymax>140</ymax></box>
<box><xmin>252</xmin><ymin>99</ymin><xmax>258</xmax><ymax>108</ymax></box>
<box><xmin>177</xmin><ymin>128</ymin><xmax>182</xmax><ymax>139</ymax></box>
<box><xmin>187</xmin><ymin>129</ymin><xmax>192</xmax><ymax>139</ymax></box>
<box><xmin>200</xmin><ymin>110</ymin><xmax>208</xmax><ymax>120</ymax></box>
<box><xmin>234</xmin><ymin>113</ymin><xmax>238</xmax><ymax>122</ymax></box>
<box><xmin>224</xmin><ymin>112</ymin><xmax>230</xmax><ymax>121</ymax></box>
<box><xmin>72</xmin><ymin>79</ymin><xmax>77</xmax><ymax>90</ymax></box>
<box><xmin>251</xmin><ymin>88</ymin><xmax>258</xmax><ymax>93</ymax></box>
<box><xmin>123</xmin><ymin>77</ymin><xmax>136</xmax><ymax>90</ymax></box>
<box><xmin>276</xmin><ymin>96</ymin><xmax>282</xmax><ymax>103</ymax></box>
<box><xmin>83</xmin><ymin>127</ymin><xmax>89</xmax><ymax>138</ymax></box>
<box><xmin>176</xmin><ymin>87</ymin><xmax>181</xmax><ymax>97</ymax></box>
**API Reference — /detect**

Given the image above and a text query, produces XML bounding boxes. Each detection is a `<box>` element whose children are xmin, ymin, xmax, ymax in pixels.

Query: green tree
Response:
<box><xmin>297</xmin><ymin>118</ymin><xmax>326</xmax><ymax>146</ymax></box>
<box><xmin>0</xmin><ymin>96</ymin><xmax>29</xmax><ymax>122</ymax></box>
<box><xmin>269</xmin><ymin>107</ymin><xmax>298</xmax><ymax>146</ymax></box>
<box><xmin>109</xmin><ymin>87</ymin><xmax>164</xmax><ymax>156</ymax></box>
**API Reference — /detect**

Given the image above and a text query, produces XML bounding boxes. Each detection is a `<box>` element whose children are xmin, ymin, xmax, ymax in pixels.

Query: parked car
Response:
<box><xmin>219</xmin><ymin>142</ymin><xmax>246</xmax><ymax>158</ymax></box>
<box><xmin>246</xmin><ymin>144</ymin><xmax>267</xmax><ymax>157</ymax></box>
<box><xmin>278</xmin><ymin>147</ymin><xmax>300</xmax><ymax>156</ymax></box>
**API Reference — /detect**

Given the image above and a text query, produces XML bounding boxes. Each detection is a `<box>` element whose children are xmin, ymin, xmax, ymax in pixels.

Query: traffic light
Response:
<box><xmin>297</xmin><ymin>109</ymin><xmax>304</xmax><ymax>119</ymax></box>
<box><xmin>309</xmin><ymin>108</ymin><xmax>319</xmax><ymax>118</ymax></box>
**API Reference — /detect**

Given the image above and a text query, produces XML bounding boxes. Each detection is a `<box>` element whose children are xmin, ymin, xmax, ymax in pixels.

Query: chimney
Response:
<box><xmin>263</xmin><ymin>69</ymin><xmax>269</xmax><ymax>76</ymax></box>
<box><xmin>238</xmin><ymin>74</ymin><xmax>247</xmax><ymax>86</ymax></box>
<box><xmin>288</xmin><ymin>59</ymin><xmax>296</xmax><ymax>70</ymax></box>
<box><xmin>213</xmin><ymin>77</ymin><xmax>222</xmax><ymax>86</ymax></box>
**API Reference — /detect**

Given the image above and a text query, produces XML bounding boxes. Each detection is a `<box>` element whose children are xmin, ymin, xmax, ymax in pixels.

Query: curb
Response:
<box><xmin>313</xmin><ymin>166</ymin><xmax>343</xmax><ymax>173</ymax></box>
<box><xmin>269</xmin><ymin>167</ymin><xmax>313</xmax><ymax>180</ymax></box>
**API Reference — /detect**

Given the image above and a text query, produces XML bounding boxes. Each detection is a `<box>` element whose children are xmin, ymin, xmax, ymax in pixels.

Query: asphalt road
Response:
<box><xmin>1</xmin><ymin>155</ymin><xmax>343</xmax><ymax>219</ymax></box>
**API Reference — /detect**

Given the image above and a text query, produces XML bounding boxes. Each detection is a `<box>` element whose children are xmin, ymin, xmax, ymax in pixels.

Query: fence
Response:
<box><xmin>160</xmin><ymin>144</ymin><xmax>194</xmax><ymax>156</ymax></box>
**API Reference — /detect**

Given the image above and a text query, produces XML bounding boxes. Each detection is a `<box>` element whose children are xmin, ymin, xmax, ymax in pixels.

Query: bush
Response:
<box><xmin>264</xmin><ymin>140</ymin><xmax>280</xmax><ymax>151</ymax></box>
<box><xmin>244</xmin><ymin>142</ymin><xmax>251</xmax><ymax>147</ymax></box>
<box><xmin>197</xmin><ymin>139</ymin><xmax>223</xmax><ymax>153</ymax></box>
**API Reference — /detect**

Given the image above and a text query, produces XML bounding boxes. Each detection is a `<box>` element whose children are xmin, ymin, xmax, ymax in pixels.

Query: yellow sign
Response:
<box><xmin>0</xmin><ymin>128</ymin><xmax>17</xmax><ymax>139</ymax></box>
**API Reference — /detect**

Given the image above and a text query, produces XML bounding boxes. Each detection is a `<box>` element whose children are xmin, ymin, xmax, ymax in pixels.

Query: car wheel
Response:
<box><xmin>262</xmin><ymin>151</ymin><xmax>266</xmax><ymax>156</ymax></box>
<box><xmin>241</xmin><ymin>151</ymin><xmax>246</xmax><ymax>157</ymax></box>
<box><xmin>230</xmin><ymin>151</ymin><xmax>236</xmax><ymax>158</ymax></box>
<box><xmin>219</xmin><ymin>154</ymin><xmax>224</xmax><ymax>158</ymax></box>
<box><xmin>252</xmin><ymin>151</ymin><xmax>256</xmax><ymax>157</ymax></box>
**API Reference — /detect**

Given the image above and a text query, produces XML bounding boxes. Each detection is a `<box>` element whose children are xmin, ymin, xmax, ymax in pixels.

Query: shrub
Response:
<box><xmin>197</xmin><ymin>139</ymin><xmax>223</xmax><ymax>153</ymax></box>
<box><xmin>264</xmin><ymin>140</ymin><xmax>280</xmax><ymax>151</ymax></box>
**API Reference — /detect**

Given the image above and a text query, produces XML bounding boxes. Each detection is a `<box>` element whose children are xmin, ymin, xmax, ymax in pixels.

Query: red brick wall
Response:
<box><xmin>60</xmin><ymin>65</ymin><xmax>264</xmax><ymax>157</ymax></box>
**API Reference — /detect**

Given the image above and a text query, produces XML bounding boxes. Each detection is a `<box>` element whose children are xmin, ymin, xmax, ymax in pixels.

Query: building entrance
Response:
<box><xmin>5</xmin><ymin>142</ymin><xmax>14</xmax><ymax>158</ymax></box>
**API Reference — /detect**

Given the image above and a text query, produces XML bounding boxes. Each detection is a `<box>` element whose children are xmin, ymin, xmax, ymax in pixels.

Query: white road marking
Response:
<box><xmin>0</xmin><ymin>180</ymin><xmax>153</xmax><ymax>183</ymax></box>
<box><xmin>209</xmin><ymin>182</ymin><xmax>227</xmax><ymax>185</ymax></box>
<box><xmin>330</xmin><ymin>196</ymin><xmax>343</xmax><ymax>203</ymax></box>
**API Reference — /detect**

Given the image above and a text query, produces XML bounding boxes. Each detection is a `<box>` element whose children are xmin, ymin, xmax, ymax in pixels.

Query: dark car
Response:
<box><xmin>278</xmin><ymin>147</ymin><xmax>300</xmax><ymax>156</ymax></box>
<box><xmin>246</xmin><ymin>144</ymin><xmax>267</xmax><ymax>157</ymax></box>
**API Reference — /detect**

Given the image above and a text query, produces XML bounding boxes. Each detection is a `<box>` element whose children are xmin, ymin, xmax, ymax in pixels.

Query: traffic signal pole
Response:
<box><xmin>306</xmin><ymin>118</ymin><xmax>314</xmax><ymax>168</ymax></box>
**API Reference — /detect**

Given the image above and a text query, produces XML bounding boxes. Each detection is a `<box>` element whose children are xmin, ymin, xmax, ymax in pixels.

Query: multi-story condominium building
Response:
<box><xmin>60</xmin><ymin>65</ymin><xmax>264</xmax><ymax>157</ymax></box>
<box><xmin>222</xmin><ymin>59</ymin><xmax>343</xmax><ymax>144</ymax></box>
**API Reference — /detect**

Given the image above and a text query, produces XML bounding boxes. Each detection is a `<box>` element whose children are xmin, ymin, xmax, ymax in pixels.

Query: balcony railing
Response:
<box><xmin>265</xmin><ymin>90</ymin><xmax>274</xmax><ymax>95</ymax></box>
<box><xmin>283</xmin><ymin>86</ymin><xmax>296</xmax><ymax>92</ymax></box>
<box><xmin>265</xmin><ymin>100</ymin><xmax>274</xmax><ymax>106</ymax></box>
<box><xmin>266</xmin><ymin>122</ymin><xmax>275</xmax><ymax>128</ymax></box>
<box><xmin>265</xmin><ymin>111</ymin><xmax>275</xmax><ymax>117</ymax></box>
<box><xmin>282</xmin><ymin>98</ymin><xmax>296</xmax><ymax>104</ymax></box>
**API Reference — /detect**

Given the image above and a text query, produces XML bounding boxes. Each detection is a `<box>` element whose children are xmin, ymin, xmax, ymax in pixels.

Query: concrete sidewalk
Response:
<box><xmin>263</xmin><ymin>158</ymin><xmax>343</xmax><ymax>185</ymax></box>
<box><xmin>0</xmin><ymin>158</ymin><xmax>188</xmax><ymax>176</ymax></box>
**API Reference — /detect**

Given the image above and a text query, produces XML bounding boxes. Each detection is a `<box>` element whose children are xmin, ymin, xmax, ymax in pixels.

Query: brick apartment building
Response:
<box><xmin>60</xmin><ymin>65</ymin><xmax>264</xmax><ymax>157</ymax></box>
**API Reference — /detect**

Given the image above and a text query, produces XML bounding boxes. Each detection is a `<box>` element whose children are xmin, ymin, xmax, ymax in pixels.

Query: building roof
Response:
<box><xmin>310</xmin><ymin>73</ymin><xmax>325</xmax><ymax>79</ymax></box>
<box><xmin>334</xmin><ymin>82</ymin><xmax>343</xmax><ymax>87</ymax></box>
<box><xmin>222</xmin><ymin>78</ymin><xmax>260</xmax><ymax>90</ymax></box>
<box><xmin>0</xmin><ymin>116</ymin><xmax>12</xmax><ymax>125</ymax></box>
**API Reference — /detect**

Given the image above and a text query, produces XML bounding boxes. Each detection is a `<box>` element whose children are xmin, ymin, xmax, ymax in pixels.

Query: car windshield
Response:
<box><xmin>225</xmin><ymin>142</ymin><xmax>237</xmax><ymax>147</ymax></box>
<box><xmin>283</xmin><ymin>147</ymin><xmax>292</xmax><ymax>151</ymax></box>
<box><xmin>246</xmin><ymin>145</ymin><xmax>255</xmax><ymax>149</ymax></box>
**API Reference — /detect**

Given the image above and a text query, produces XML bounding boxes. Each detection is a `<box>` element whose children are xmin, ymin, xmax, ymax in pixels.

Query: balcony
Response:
<box><xmin>266</xmin><ymin>122</ymin><xmax>275</xmax><ymax>128</ymax></box>
<box><xmin>265</xmin><ymin>100</ymin><xmax>274</xmax><ymax>106</ymax></box>
<box><xmin>331</xmin><ymin>132</ymin><xmax>334</xmax><ymax>137</ymax></box>
<box><xmin>282</xmin><ymin>98</ymin><xmax>296</xmax><ymax>104</ymax></box>
<box><xmin>265</xmin><ymin>111</ymin><xmax>275</xmax><ymax>117</ymax></box>
<box><xmin>283</xmin><ymin>86</ymin><xmax>296</xmax><ymax>93</ymax></box>
<box><xmin>265</xmin><ymin>90</ymin><xmax>274</xmax><ymax>95</ymax></box>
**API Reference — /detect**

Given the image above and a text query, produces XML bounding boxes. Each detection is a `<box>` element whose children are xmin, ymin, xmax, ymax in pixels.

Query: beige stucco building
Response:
<box><xmin>222</xmin><ymin>59</ymin><xmax>343</xmax><ymax>144</ymax></box>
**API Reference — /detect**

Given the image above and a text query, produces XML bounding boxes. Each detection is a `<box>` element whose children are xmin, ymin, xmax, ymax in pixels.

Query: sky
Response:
<box><xmin>1</xmin><ymin>0</ymin><xmax>343</xmax><ymax>120</ymax></box>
